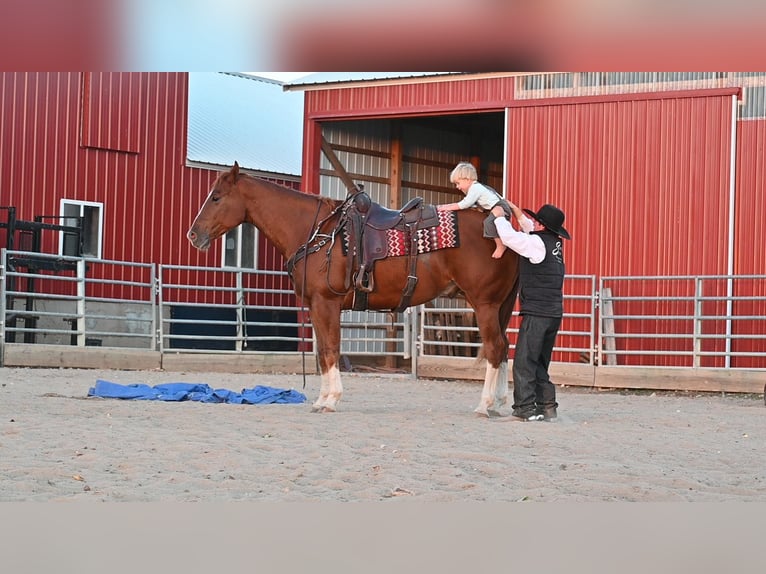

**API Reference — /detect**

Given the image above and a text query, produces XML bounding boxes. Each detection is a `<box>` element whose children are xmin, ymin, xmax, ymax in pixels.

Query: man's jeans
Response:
<box><xmin>511</xmin><ymin>314</ymin><xmax>562</xmax><ymax>417</ymax></box>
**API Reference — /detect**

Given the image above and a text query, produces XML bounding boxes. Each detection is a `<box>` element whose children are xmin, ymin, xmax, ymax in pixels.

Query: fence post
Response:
<box><xmin>76</xmin><ymin>258</ymin><xmax>86</xmax><ymax>346</ymax></box>
<box><xmin>0</xmin><ymin>256</ymin><xmax>5</xmax><ymax>366</ymax></box>
<box><xmin>412</xmin><ymin>304</ymin><xmax>422</xmax><ymax>377</ymax></box>
<box><xmin>600</xmin><ymin>285</ymin><xmax>617</xmax><ymax>366</ymax></box>
<box><xmin>235</xmin><ymin>270</ymin><xmax>244</xmax><ymax>352</ymax></box>
<box><xmin>156</xmin><ymin>268</ymin><xmax>165</xmax><ymax>354</ymax></box>
<box><xmin>693</xmin><ymin>278</ymin><xmax>703</xmax><ymax>368</ymax></box>
<box><xmin>149</xmin><ymin>264</ymin><xmax>157</xmax><ymax>351</ymax></box>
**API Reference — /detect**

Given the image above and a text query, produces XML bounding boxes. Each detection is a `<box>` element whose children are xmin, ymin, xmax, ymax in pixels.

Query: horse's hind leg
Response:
<box><xmin>475</xmin><ymin>362</ymin><xmax>508</xmax><ymax>418</ymax></box>
<box><xmin>309</xmin><ymin>299</ymin><xmax>344</xmax><ymax>413</ymax></box>
<box><xmin>472</xmin><ymin>304</ymin><xmax>510</xmax><ymax>417</ymax></box>
<box><xmin>490</xmin><ymin>291</ymin><xmax>516</xmax><ymax>412</ymax></box>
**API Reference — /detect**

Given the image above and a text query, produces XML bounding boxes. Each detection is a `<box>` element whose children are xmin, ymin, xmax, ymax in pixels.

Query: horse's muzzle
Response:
<box><xmin>187</xmin><ymin>228</ymin><xmax>210</xmax><ymax>251</ymax></box>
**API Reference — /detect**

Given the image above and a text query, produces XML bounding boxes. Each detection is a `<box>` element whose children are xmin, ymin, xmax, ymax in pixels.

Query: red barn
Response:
<box><xmin>0</xmin><ymin>72</ymin><xmax>304</xmax><ymax>364</ymax></box>
<box><xmin>1</xmin><ymin>71</ymin><xmax>764</xmax><ymax>392</ymax></box>
<box><xmin>285</xmin><ymin>72</ymin><xmax>765</xmax><ymax>386</ymax></box>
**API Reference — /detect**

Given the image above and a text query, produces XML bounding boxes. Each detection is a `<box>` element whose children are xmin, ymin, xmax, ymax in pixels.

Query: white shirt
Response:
<box><xmin>493</xmin><ymin>215</ymin><xmax>546</xmax><ymax>264</ymax></box>
<box><xmin>457</xmin><ymin>182</ymin><xmax>501</xmax><ymax>211</ymax></box>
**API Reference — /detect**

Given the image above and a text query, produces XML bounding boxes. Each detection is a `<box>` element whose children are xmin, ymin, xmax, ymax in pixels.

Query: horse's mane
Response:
<box><xmin>224</xmin><ymin>169</ymin><xmax>340</xmax><ymax>210</ymax></box>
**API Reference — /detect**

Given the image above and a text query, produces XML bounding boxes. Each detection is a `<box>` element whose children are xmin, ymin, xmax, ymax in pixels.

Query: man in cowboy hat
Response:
<box><xmin>491</xmin><ymin>201</ymin><xmax>570</xmax><ymax>422</ymax></box>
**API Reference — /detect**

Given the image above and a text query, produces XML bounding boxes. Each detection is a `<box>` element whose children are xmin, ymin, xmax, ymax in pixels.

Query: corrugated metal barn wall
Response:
<box><xmin>733</xmin><ymin>117</ymin><xmax>766</xmax><ymax>366</ymax></box>
<box><xmin>506</xmin><ymin>91</ymin><xmax>736</xmax><ymax>278</ymax></box>
<box><xmin>505</xmin><ymin>91</ymin><xmax>738</xmax><ymax>366</ymax></box>
<box><xmin>0</xmin><ymin>72</ymin><xmax>214</xmax><ymax>266</ymax></box>
<box><xmin>0</xmin><ymin>72</ymin><xmax>296</xmax><ymax>306</ymax></box>
<box><xmin>305</xmin><ymin>76</ymin><xmax>514</xmax><ymax>119</ymax></box>
<box><xmin>1</xmin><ymin>72</ymin><xmax>219</xmax><ymax>303</ymax></box>
<box><xmin>301</xmin><ymin>76</ymin><xmax>764</xmax><ymax>367</ymax></box>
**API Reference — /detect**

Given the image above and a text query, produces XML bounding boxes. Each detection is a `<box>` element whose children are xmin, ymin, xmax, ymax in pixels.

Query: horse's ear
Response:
<box><xmin>232</xmin><ymin>161</ymin><xmax>240</xmax><ymax>177</ymax></box>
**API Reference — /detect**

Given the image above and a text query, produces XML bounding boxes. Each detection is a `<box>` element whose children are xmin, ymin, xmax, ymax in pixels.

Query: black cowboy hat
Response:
<box><xmin>523</xmin><ymin>204</ymin><xmax>571</xmax><ymax>240</ymax></box>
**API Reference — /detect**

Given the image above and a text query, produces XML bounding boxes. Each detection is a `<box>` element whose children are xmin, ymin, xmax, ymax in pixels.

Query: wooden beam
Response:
<box><xmin>389</xmin><ymin>120</ymin><xmax>403</xmax><ymax>209</ymax></box>
<box><xmin>320</xmin><ymin>136</ymin><xmax>359</xmax><ymax>193</ymax></box>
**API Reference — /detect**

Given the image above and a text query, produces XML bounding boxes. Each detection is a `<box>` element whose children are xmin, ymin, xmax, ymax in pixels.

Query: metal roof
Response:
<box><xmin>283</xmin><ymin>72</ymin><xmax>463</xmax><ymax>90</ymax></box>
<box><xmin>186</xmin><ymin>72</ymin><xmax>304</xmax><ymax>176</ymax></box>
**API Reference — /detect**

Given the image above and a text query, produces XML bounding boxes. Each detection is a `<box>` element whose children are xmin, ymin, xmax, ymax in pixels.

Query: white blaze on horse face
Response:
<box><xmin>188</xmin><ymin>188</ymin><xmax>216</xmax><ymax>245</ymax></box>
<box><xmin>193</xmin><ymin>189</ymin><xmax>216</xmax><ymax>225</ymax></box>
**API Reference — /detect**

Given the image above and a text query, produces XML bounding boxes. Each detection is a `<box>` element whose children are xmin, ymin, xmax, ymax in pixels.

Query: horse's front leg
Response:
<box><xmin>472</xmin><ymin>305</ymin><xmax>510</xmax><ymax>417</ymax></box>
<box><xmin>309</xmin><ymin>299</ymin><xmax>344</xmax><ymax>412</ymax></box>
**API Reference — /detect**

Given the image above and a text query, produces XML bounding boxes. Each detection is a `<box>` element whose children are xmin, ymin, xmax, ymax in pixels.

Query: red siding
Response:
<box><xmin>506</xmin><ymin>93</ymin><xmax>736</xmax><ymax>366</ymax></box>
<box><xmin>4</xmin><ymin>73</ymin><xmax>762</xmax><ymax>363</ymax></box>
<box><xmin>0</xmin><ymin>72</ymin><xmax>302</xmax><ymax>306</ymax></box>
<box><xmin>732</xmin><ymin>118</ymin><xmax>766</xmax><ymax>367</ymax></box>
<box><xmin>735</xmin><ymin>119</ymin><xmax>766</xmax><ymax>276</ymax></box>
<box><xmin>81</xmin><ymin>72</ymin><xmax>141</xmax><ymax>153</ymax></box>
<box><xmin>0</xmin><ymin>72</ymin><xmax>304</xmax><ymax>310</ymax></box>
<box><xmin>1</xmin><ymin>73</ymin><xmax>208</xmax><ymax>266</ymax></box>
<box><xmin>506</xmin><ymin>93</ymin><xmax>734</xmax><ymax>278</ymax></box>
<box><xmin>305</xmin><ymin>76</ymin><xmax>515</xmax><ymax>119</ymax></box>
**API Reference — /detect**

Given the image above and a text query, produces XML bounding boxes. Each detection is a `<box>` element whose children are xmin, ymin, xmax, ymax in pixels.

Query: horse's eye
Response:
<box><xmin>211</xmin><ymin>194</ymin><xmax>220</xmax><ymax>203</ymax></box>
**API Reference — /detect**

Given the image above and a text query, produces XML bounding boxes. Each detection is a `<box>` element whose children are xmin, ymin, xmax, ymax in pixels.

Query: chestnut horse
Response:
<box><xmin>188</xmin><ymin>162</ymin><xmax>519</xmax><ymax>416</ymax></box>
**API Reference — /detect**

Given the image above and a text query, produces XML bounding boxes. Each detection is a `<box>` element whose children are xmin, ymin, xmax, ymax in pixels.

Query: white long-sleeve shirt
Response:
<box><xmin>493</xmin><ymin>215</ymin><xmax>546</xmax><ymax>264</ymax></box>
<box><xmin>457</xmin><ymin>182</ymin><xmax>502</xmax><ymax>210</ymax></box>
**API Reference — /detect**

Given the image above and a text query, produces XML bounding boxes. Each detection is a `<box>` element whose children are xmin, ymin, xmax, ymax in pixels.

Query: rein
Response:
<box><xmin>295</xmin><ymin>199</ymin><xmax>325</xmax><ymax>390</ymax></box>
<box><xmin>284</xmin><ymin>192</ymin><xmax>357</xmax><ymax>296</ymax></box>
<box><xmin>291</xmin><ymin>194</ymin><xmax>356</xmax><ymax>388</ymax></box>
<box><xmin>285</xmin><ymin>189</ymin><xmax>364</xmax><ymax>388</ymax></box>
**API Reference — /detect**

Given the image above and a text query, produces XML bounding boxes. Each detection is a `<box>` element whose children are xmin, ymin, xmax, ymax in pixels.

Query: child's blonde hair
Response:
<box><xmin>449</xmin><ymin>162</ymin><xmax>478</xmax><ymax>183</ymax></box>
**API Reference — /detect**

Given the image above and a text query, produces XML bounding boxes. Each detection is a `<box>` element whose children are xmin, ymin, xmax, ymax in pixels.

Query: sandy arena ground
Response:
<box><xmin>1</xmin><ymin>366</ymin><xmax>764</xmax><ymax>502</ymax></box>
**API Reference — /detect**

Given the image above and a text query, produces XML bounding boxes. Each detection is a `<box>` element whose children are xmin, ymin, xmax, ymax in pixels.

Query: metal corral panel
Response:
<box><xmin>506</xmin><ymin>92</ymin><xmax>736</xmax><ymax>366</ymax></box>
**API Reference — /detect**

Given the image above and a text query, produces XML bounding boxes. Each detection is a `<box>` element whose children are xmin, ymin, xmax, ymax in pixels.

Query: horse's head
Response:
<box><xmin>187</xmin><ymin>162</ymin><xmax>248</xmax><ymax>251</ymax></box>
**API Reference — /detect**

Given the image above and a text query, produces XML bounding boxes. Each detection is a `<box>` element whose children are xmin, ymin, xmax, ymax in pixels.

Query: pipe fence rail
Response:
<box><xmin>599</xmin><ymin>275</ymin><xmax>766</xmax><ymax>369</ymax></box>
<box><xmin>2</xmin><ymin>249</ymin><xmax>765</xmax><ymax>374</ymax></box>
<box><xmin>158</xmin><ymin>263</ymin><xmax>305</xmax><ymax>354</ymax></box>
<box><xmin>418</xmin><ymin>274</ymin><xmax>596</xmax><ymax>363</ymax></box>
<box><xmin>2</xmin><ymin>249</ymin><xmax>155</xmax><ymax>350</ymax></box>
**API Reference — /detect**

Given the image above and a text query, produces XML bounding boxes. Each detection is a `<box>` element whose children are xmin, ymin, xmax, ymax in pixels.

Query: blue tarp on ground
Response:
<box><xmin>88</xmin><ymin>380</ymin><xmax>307</xmax><ymax>404</ymax></box>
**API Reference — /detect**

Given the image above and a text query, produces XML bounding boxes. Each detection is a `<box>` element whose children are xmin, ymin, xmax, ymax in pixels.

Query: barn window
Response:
<box><xmin>59</xmin><ymin>200</ymin><xmax>103</xmax><ymax>258</ymax></box>
<box><xmin>740</xmin><ymin>86</ymin><xmax>766</xmax><ymax>119</ymax></box>
<box><xmin>521</xmin><ymin>73</ymin><xmax>573</xmax><ymax>91</ymax></box>
<box><xmin>223</xmin><ymin>223</ymin><xmax>257</xmax><ymax>269</ymax></box>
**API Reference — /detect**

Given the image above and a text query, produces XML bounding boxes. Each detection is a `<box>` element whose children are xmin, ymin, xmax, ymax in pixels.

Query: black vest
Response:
<box><xmin>518</xmin><ymin>231</ymin><xmax>565</xmax><ymax>317</ymax></box>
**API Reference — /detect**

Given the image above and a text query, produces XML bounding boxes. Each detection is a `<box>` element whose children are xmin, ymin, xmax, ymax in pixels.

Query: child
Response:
<box><xmin>437</xmin><ymin>162</ymin><xmax>512</xmax><ymax>258</ymax></box>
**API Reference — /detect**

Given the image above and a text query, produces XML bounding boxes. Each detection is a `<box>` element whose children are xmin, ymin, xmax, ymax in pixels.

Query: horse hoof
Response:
<box><xmin>311</xmin><ymin>404</ymin><xmax>337</xmax><ymax>413</ymax></box>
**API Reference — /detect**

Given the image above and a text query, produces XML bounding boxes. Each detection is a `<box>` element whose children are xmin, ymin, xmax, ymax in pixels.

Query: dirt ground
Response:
<box><xmin>2</xmin><ymin>366</ymin><xmax>764</xmax><ymax>502</ymax></box>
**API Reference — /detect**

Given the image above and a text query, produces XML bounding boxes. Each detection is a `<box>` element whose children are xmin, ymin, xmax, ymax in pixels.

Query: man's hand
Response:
<box><xmin>491</xmin><ymin>206</ymin><xmax>505</xmax><ymax>218</ymax></box>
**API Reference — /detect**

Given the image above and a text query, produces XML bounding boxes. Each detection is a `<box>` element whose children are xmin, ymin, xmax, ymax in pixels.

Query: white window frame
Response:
<box><xmin>59</xmin><ymin>199</ymin><xmax>104</xmax><ymax>258</ymax></box>
<box><xmin>222</xmin><ymin>222</ymin><xmax>258</xmax><ymax>269</ymax></box>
